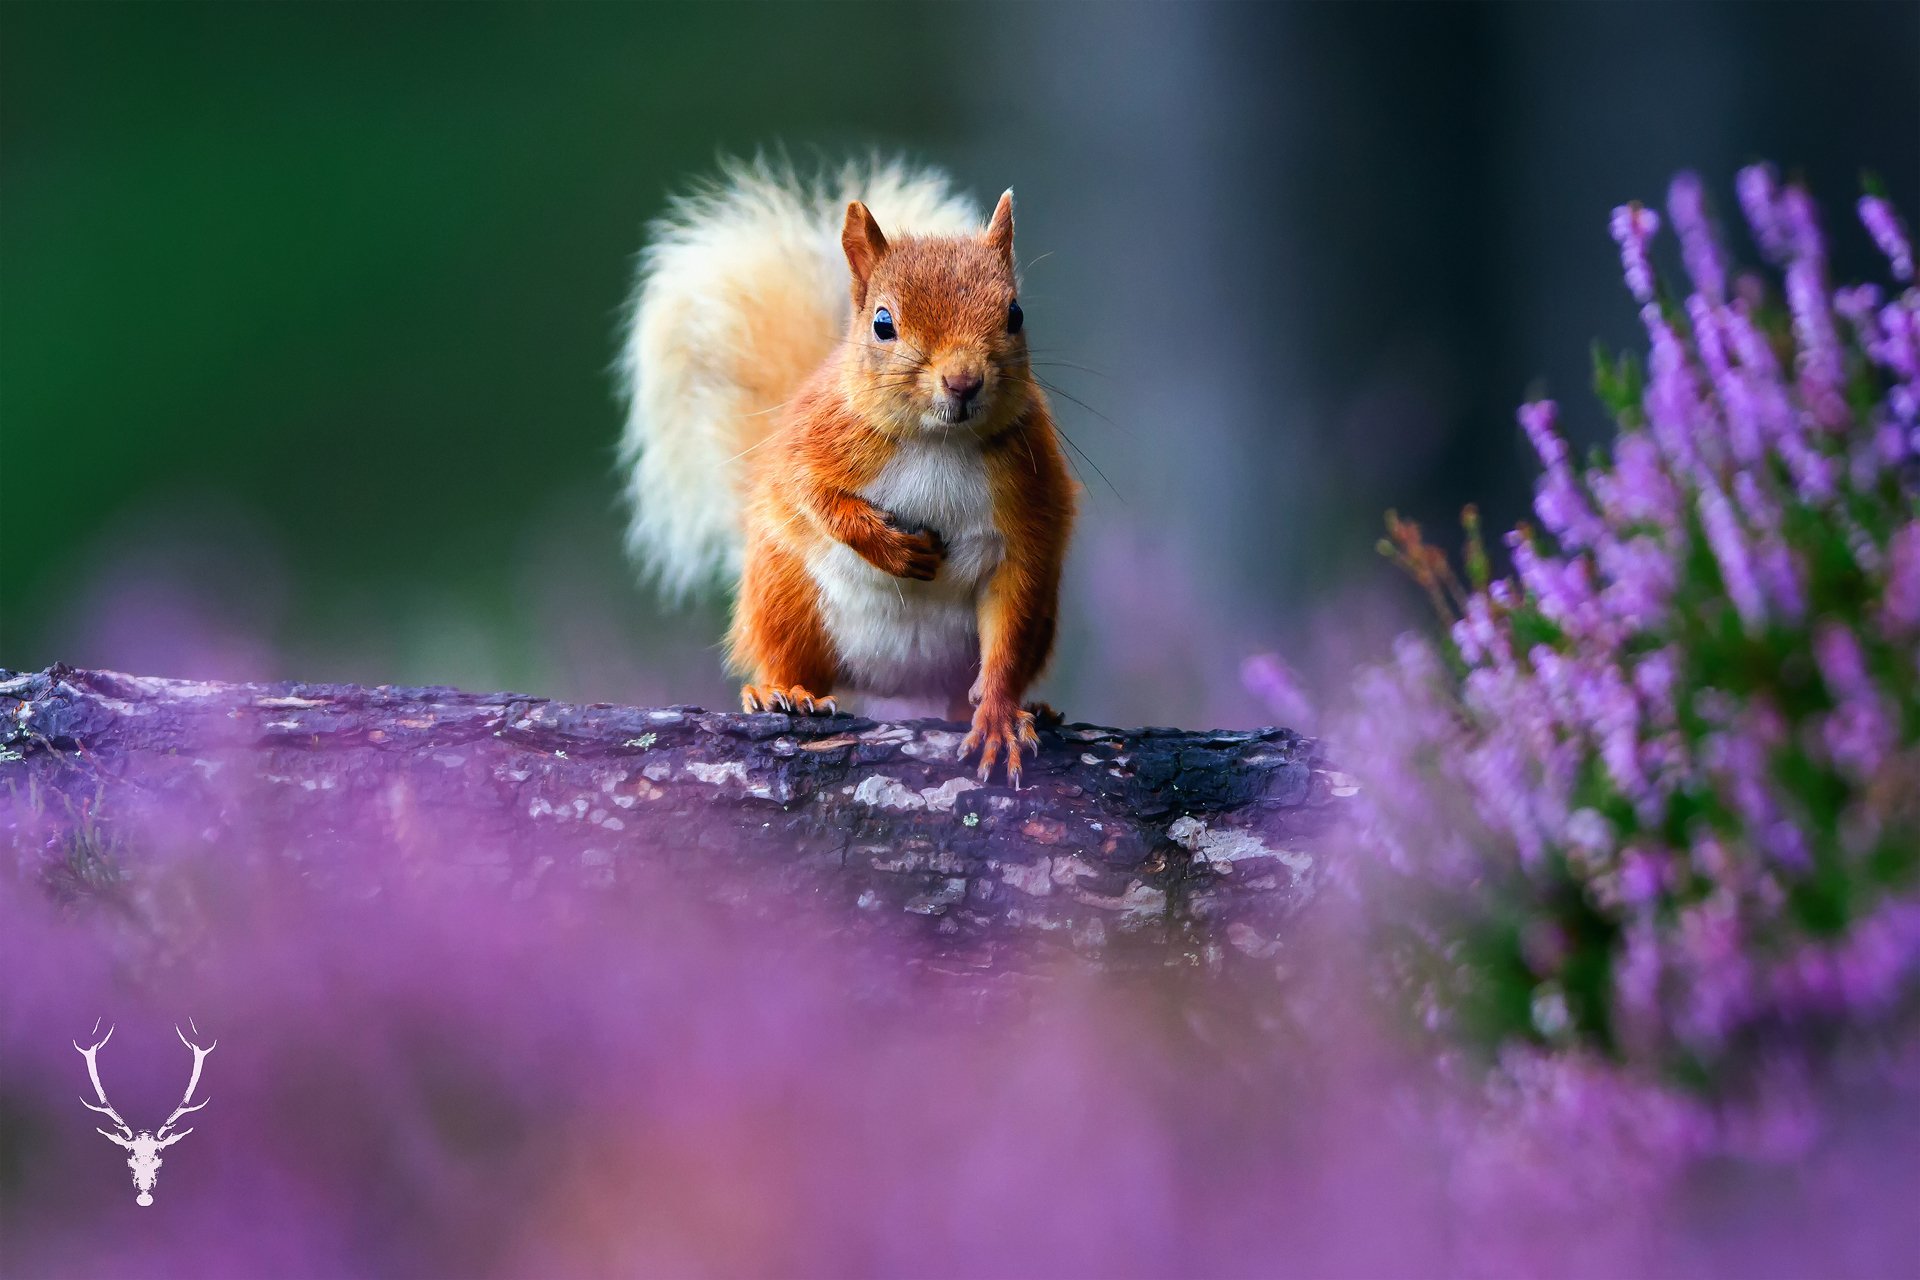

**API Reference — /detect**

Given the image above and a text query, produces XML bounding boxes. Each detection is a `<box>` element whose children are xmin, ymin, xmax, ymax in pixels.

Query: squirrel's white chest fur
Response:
<box><xmin>808</xmin><ymin>438</ymin><xmax>1004</xmax><ymax>701</ymax></box>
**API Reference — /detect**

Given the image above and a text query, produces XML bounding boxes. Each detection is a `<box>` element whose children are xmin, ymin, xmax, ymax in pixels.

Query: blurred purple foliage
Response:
<box><xmin>8</xmin><ymin>804</ymin><xmax>1918</xmax><ymax>1278</ymax></box>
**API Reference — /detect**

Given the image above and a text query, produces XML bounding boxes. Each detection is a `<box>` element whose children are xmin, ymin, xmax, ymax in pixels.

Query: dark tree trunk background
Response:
<box><xmin>2</xmin><ymin>666</ymin><xmax>1352</xmax><ymax>981</ymax></box>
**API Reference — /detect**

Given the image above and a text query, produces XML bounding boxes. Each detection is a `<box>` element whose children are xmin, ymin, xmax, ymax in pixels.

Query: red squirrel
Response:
<box><xmin>619</xmin><ymin>158</ymin><xmax>1075</xmax><ymax>785</ymax></box>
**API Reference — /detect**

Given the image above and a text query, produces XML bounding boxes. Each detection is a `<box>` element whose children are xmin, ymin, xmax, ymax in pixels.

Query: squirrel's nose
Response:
<box><xmin>940</xmin><ymin>371</ymin><xmax>983</xmax><ymax>406</ymax></box>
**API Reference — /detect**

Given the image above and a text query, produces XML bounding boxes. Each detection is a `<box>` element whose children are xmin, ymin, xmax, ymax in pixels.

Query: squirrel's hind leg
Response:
<box><xmin>730</xmin><ymin>542</ymin><xmax>839</xmax><ymax>716</ymax></box>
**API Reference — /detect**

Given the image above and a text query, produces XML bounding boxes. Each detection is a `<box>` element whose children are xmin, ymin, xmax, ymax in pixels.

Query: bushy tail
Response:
<box><xmin>617</xmin><ymin>155</ymin><xmax>981</xmax><ymax>599</ymax></box>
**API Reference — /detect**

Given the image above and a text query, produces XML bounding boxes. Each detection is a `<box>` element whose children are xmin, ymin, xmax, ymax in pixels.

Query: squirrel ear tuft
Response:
<box><xmin>842</xmin><ymin>201</ymin><xmax>888</xmax><ymax>292</ymax></box>
<box><xmin>985</xmin><ymin>189</ymin><xmax>1015</xmax><ymax>267</ymax></box>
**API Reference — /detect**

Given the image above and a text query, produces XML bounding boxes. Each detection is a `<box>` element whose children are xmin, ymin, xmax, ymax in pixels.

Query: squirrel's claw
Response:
<box><xmin>961</xmin><ymin>702</ymin><xmax>1040</xmax><ymax>789</ymax></box>
<box><xmin>741</xmin><ymin>685</ymin><xmax>836</xmax><ymax>716</ymax></box>
<box><xmin>878</xmin><ymin>516</ymin><xmax>946</xmax><ymax>581</ymax></box>
<box><xmin>898</xmin><ymin>531</ymin><xmax>944</xmax><ymax>581</ymax></box>
<box><xmin>1023</xmin><ymin>701</ymin><xmax>1064</xmax><ymax>729</ymax></box>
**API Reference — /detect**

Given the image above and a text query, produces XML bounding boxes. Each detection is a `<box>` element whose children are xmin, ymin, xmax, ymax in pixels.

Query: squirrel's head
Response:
<box><xmin>840</xmin><ymin>190</ymin><xmax>1029</xmax><ymax>437</ymax></box>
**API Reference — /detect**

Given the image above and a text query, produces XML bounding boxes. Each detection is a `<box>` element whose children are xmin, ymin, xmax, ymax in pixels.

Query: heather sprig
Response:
<box><xmin>1859</xmin><ymin>193</ymin><xmax>1914</xmax><ymax>283</ymax></box>
<box><xmin>1351</xmin><ymin>168</ymin><xmax>1920</xmax><ymax>1084</ymax></box>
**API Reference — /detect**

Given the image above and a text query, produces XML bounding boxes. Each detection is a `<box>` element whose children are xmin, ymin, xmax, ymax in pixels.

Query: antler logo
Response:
<box><xmin>74</xmin><ymin>1018</ymin><xmax>217</xmax><ymax>1206</ymax></box>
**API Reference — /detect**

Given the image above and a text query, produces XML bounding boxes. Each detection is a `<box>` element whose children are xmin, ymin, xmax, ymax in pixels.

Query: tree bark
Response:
<box><xmin>1</xmin><ymin>665</ymin><xmax>1351</xmax><ymax>978</ymax></box>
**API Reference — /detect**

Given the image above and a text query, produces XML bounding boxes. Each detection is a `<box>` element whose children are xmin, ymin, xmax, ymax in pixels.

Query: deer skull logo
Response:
<box><xmin>74</xmin><ymin>1018</ymin><xmax>216</xmax><ymax>1206</ymax></box>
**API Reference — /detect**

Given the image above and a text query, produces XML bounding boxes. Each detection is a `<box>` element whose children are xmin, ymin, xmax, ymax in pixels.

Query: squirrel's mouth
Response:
<box><xmin>932</xmin><ymin>397</ymin><xmax>984</xmax><ymax>428</ymax></box>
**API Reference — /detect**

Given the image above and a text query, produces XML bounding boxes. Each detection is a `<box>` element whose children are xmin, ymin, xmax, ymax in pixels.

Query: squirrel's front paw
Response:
<box><xmin>873</xmin><ymin>518</ymin><xmax>945</xmax><ymax>581</ymax></box>
<box><xmin>1024</xmin><ymin>700</ymin><xmax>1065</xmax><ymax>728</ymax></box>
<box><xmin>741</xmin><ymin>684</ymin><xmax>836</xmax><ymax>715</ymax></box>
<box><xmin>961</xmin><ymin>698</ymin><xmax>1041</xmax><ymax>788</ymax></box>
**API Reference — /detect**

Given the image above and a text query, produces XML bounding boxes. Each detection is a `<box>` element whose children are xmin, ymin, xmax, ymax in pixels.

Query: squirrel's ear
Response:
<box><xmin>985</xmin><ymin>189</ymin><xmax>1015</xmax><ymax>268</ymax></box>
<box><xmin>842</xmin><ymin>201</ymin><xmax>888</xmax><ymax>293</ymax></box>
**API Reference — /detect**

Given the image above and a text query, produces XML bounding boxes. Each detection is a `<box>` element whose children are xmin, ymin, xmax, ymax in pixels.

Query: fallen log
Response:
<box><xmin>1</xmin><ymin>665</ymin><xmax>1351</xmax><ymax>979</ymax></box>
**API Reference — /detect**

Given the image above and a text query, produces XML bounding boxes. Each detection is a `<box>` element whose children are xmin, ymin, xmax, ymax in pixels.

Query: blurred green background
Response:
<box><xmin>3</xmin><ymin>3</ymin><xmax>975</xmax><ymax>710</ymax></box>
<box><xmin>4</xmin><ymin>2</ymin><xmax>1915</xmax><ymax>727</ymax></box>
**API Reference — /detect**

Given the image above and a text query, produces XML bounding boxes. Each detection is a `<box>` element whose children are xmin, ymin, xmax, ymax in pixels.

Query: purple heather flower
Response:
<box><xmin>1732</xmin><ymin>472</ymin><xmax>1806</xmax><ymax>621</ymax></box>
<box><xmin>1813</xmin><ymin>623</ymin><xmax>1894</xmax><ymax>779</ymax></box>
<box><xmin>1640</xmin><ymin>303</ymin><xmax>1708</xmax><ymax>477</ymax></box>
<box><xmin>1668</xmin><ymin>172</ymin><xmax>1727</xmax><ymax>301</ymax></box>
<box><xmin>1686</xmin><ymin>292</ymin><xmax>1731</xmax><ymax>375</ymax></box>
<box><xmin>1757</xmin><ymin>545</ymin><xmax>1807</xmax><ymax>623</ymax></box>
<box><xmin>1778</xmin><ymin>184</ymin><xmax>1825</xmax><ymax>262</ymax></box>
<box><xmin>1466</xmin><ymin>659</ymin><xmax>1557</xmax><ymax>766</ymax></box>
<box><xmin>1697</xmin><ymin>482</ymin><xmax>1767</xmax><ymax>631</ymax></box>
<box><xmin>1884</xmin><ymin>522</ymin><xmax>1920</xmax><ymax>631</ymax></box>
<box><xmin>1673</xmin><ymin>897</ymin><xmax>1754</xmax><ymax>1052</ymax></box>
<box><xmin>1725</xmin><ymin>292</ymin><xmax>1839</xmax><ymax>501</ymax></box>
<box><xmin>1860</xmin><ymin>194</ymin><xmax>1915</xmax><ymax>281</ymax></box>
<box><xmin>1812</xmin><ymin>616</ymin><xmax>1873</xmax><ymax>695</ymax></box>
<box><xmin>1596</xmin><ymin>535</ymin><xmax>1677</xmax><ymax>633</ymax></box>
<box><xmin>1855</xmin><ymin>423</ymin><xmax>1908</xmax><ymax>489</ymax></box>
<box><xmin>1778</xmin><ymin>431</ymin><xmax>1840</xmax><ymax>505</ymax></box>
<box><xmin>1637</xmin><ymin>730</ymin><xmax>1688</xmax><ymax>798</ymax></box>
<box><xmin>1460</xmin><ymin>732</ymin><xmax>1548</xmax><ymax>867</ymax></box>
<box><xmin>1778</xmin><ymin>186</ymin><xmax>1850</xmax><ymax>429</ymax></box>
<box><xmin>1510</xmin><ymin>533</ymin><xmax>1605</xmax><ymax>639</ymax></box>
<box><xmin>1687</xmin><ymin>295</ymin><xmax>1764</xmax><ymax>463</ymax></box>
<box><xmin>1879</xmin><ymin>420</ymin><xmax>1912</xmax><ymax>464</ymax></box>
<box><xmin>1330</xmin><ymin>171</ymin><xmax>1920</xmax><ymax>1127</ymax></box>
<box><xmin>1688</xmin><ymin>827</ymin><xmax>1736</xmax><ymax>885</ymax></box>
<box><xmin>1614</xmin><ymin>847</ymin><xmax>1665</xmax><ymax>909</ymax></box>
<box><xmin>1453</xmin><ymin>593</ymin><xmax>1514</xmax><ymax>668</ymax></box>
<box><xmin>1588</xmin><ymin>432</ymin><xmax>1680</xmax><ymax>528</ymax></box>
<box><xmin>1832</xmin><ymin>902</ymin><xmax>1920</xmax><ymax>1013</ymax></box>
<box><xmin>1518</xmin><ymin>399</ymin><xmax>1566</xmax><ymax>466</ymax></box>
<box><xmin>1531</xmin><ymin>467</ymin><xmax>1595</xmax><ymax>547</ymax></box>
<box><xmin>1731</xmin><ymin>469</ymin><xmax>1780</xmax><ymax>533</ymax></box>
<box><xmin>1632</xmin><ymin>648</ymin><xmax>1678</xmax><ymax>714</ymax></box>
<box><xmin>1834</xmin><ymin>283</ymin><xmax>1884</xmax><ymax>338</ymax></box>
<box><xmin>1611</xmin><ymin>202</ymin><xmax>1662</xmax><ymax>303</ymax></box>
<box><xmin>1723</xmin><ymin>301</ymin><xmax>1797</xmax><ymax>440</ymax></box>
<box><xmin>1822</xmin><ymin>699</ymin><xmax>1892</xmax><ymax>780</ymax></box>
<box><xmin>1786</xmin><ymin>285</ymin><xmax>1848</xmax><ymax>429</ymax></box>
<box><xmin>1525</xmin><ymin>645</ymin><xmax>1574</xmax><ymax>720</ymax></box>
<box><xmin>1520</xmin><ymin>401</ymin><xmax>1605</xmax><ymax>550</ymax></box>
<box><xmin>1565</xmin><ymin>807</ymin><xmax>1616</xmax><ymax>859</ymax></box>
<box><xmin>1612</xmin><ymin>922</ymin><xmax>1665</xmax><ymax>1055</ymax></box>
<box><xmin>1591</xmin><ymin>670</ymin><xmax>1655</xmax><ymax>805</ymax></box>
<box><xmin>1874</xmin><ymin>297</ymin><xmax>1920</xmax><ymax>382</ymax></box>
<box><xmin>1529</xmin><ymin>645</ymin><xmax>1652</xmax><ymax>815</ymax></box>
<box><xmin>1736</xmin><ymin>164</ymin><xmax>1789</xmax><ymax>262</ymax></box>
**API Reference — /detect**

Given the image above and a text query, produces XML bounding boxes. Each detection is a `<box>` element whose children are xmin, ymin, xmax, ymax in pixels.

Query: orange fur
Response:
<box><xmin>726</xmin><ymin>191</ymin><xmax>1076</xmax><ymax>784</ymax></box>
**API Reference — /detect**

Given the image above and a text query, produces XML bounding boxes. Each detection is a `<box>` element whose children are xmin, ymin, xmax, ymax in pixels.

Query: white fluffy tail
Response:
<box><xmin>616</xmin><ymin>155</ymin><xmax>981</xmax><ymax>599</ymax></box>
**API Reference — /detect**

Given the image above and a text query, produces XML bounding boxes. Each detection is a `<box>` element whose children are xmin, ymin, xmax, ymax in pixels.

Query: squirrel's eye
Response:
<box><xmin>1007</xmin><ymin>299</ymin><xmax>1024</xmax><ymax>335</ymax></box>
<box><xmin>873</xmin><ymin>307</ymin><xmax>897</xmax><ymax>341</ymax></box>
